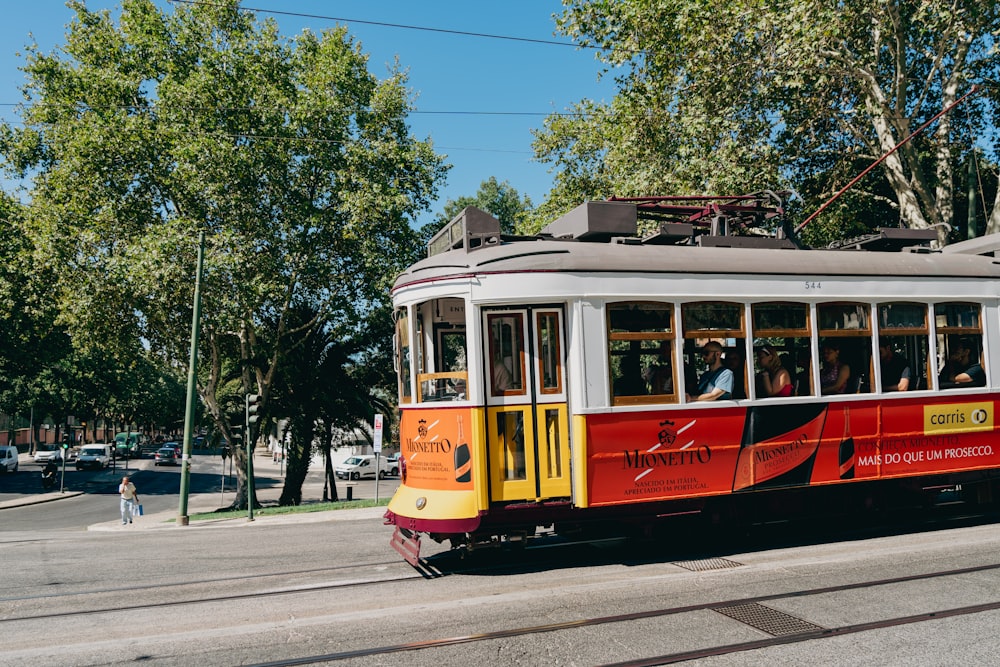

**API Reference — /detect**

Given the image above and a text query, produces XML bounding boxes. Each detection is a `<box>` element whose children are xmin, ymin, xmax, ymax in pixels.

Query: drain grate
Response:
<box><xmin>671</xmin><ymin>557</ymin><xmax>744</xmax><ymax>572</ymax></box>
<box><xmin>714</xmin><ymin>602</ymin><xmax>824</xmax><ymax>636</ymax></box>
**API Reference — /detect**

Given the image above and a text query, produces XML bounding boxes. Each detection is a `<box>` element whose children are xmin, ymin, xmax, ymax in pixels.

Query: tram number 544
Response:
<box><xmin>804</xmin><ymin>281</ymin><xmax>822</xmax><ymax>290</ymax></box>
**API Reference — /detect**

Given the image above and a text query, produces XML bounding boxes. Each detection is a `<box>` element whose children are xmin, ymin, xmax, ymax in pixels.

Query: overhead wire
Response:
<box><xmin>166</xmin><ymin>0</ymin><xmax>620</xmax><ymax>52</ymax></box>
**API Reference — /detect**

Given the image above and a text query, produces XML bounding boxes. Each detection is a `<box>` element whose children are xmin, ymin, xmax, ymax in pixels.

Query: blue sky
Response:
<box><xmin>0</xmin><ymin>0</ymin><xmax>618</xmax><ymax>226</ymax></box>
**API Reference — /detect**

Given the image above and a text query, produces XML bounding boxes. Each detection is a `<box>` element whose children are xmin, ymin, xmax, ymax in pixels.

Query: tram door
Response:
<box><xmin>483</xmin><ymin>307</ymin><xmax>571</xmax><ymax>502</ymax></box>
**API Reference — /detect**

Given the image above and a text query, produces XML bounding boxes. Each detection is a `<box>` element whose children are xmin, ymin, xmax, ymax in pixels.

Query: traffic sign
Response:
<box><xmin>373</xmin><ymin>414</ymin><xmax>384</xmax><ymax>453</ymax></box>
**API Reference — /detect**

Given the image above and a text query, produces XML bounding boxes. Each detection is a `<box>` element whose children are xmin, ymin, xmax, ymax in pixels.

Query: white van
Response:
<box><xmin>76</xmin><ymin>444</ymin><xmax>112</xmax><ymax>470</ymax></box>
<box><xmin>0</xmin><ymin>446</ymin><xmax>18</xmax><ymax>473</ymax></box>
<box><xmin>334</xmin><ymin>455</ymin><xmax>392</xmax><ymax>480</ymax></box>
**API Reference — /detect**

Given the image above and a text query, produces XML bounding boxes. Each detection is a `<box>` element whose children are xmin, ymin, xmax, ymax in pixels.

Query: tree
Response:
<box><xmin>539</xmin><ymin>1</ymin><xmax>1000</xmax><ymax>245</ymax></box>
<box><xmin>0</xmin><ymin>0</ymin><xmax>445</xmax><ymax>508</ymax></box>
<box><xmin>420</xmin><ymin>176</ymin><xmax>533</xmax><ymax>242</ymax></box>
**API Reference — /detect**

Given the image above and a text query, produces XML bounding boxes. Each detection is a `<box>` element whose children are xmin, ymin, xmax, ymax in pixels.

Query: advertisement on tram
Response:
<box><xmin>585</xmin><ymin>398</ymin><xmax>1000</xmax><ymax>506</ymax></box>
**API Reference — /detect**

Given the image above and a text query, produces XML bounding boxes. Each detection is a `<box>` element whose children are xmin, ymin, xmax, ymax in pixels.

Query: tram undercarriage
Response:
<box><xmin>387</xmin><ymin>472</ymin><xmax>1000</xmax><ymax>566</ymax></box>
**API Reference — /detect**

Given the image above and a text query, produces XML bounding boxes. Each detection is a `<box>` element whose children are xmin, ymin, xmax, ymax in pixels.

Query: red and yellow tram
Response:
<box><xmin>384</xmin><ymin>195</ymin><xmax>1000</xmax><ymax>564</ymax></box>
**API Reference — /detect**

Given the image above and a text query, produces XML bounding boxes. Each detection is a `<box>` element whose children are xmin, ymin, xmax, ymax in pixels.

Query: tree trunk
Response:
<box><xmin>278</xmin><ymin>416</ymin><xmax>314</xmax><ymax>506</ymax></box>
<box><xmin>986</xmin><ymin>188</ymin><xmax>1000</xmax><ymax>237</ymax></box>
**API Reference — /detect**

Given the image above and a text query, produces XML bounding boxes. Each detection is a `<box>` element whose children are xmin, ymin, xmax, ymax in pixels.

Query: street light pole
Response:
<box><xmin>178</xmin><ymin>231</ymin><xmax>205</xmax><ymax>526</ymax></box>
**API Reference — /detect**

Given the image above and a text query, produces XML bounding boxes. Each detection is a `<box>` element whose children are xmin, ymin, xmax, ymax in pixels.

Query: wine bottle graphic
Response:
<box><xmin>732</xmin><ymin>402</ymin><xmax>828</xmax><ymax>491</ymax></box>
<box><xmin>454</xmin><ymin>414</ymin><xmax>471</xmax><ymax>483</ymax></box>
<box><xmin>839</xmin><ymin>406</ymin><xmax>855</xmax><ymax>479</ymax></box>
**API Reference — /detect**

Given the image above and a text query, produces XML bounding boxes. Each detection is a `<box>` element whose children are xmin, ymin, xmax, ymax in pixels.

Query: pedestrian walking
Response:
<box><xmin>119</xmin><ymin>476</ymin><xmax>139</xmax><ymax>525</ymax></box>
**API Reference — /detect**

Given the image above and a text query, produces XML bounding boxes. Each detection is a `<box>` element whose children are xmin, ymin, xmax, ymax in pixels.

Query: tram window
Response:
<box><xmin>488</xmin><ymin>313</ymin><xmax>525</xmax><ymax>395</ymax></box>
<box><xmin>753</xmin><ymin>302</ymin><xmax>808</xmax><ymax>333</ymax></box>
<box><xmin>608</xmin><ymin>302</ymin><xmax>676</xmax><ymax>405</ymax></box>
<box><xmin>819</xmin><ymin>303</ymin><xmax>870</xmax><ymax>331</ymax></box>
<box><xmin>818</xmin><ymin>303</ymin><xmax>872</xmax><ymax>395</ymax></box>
<box><xmin>439</xmin><ymin>330</ymin><xmax>467</xmax><ymax>372</ymax></box>
<box><xmin>876</xmin><ymin>302</ymin><xmax>929</xmax><ymax>392</ymax></box>
<box><xmin>414</xmin><ymin>299</ymin><xmax>469</xmax><ymax>402</ymax></box>
<box><xmin>394</xmin><ymin>308</ymin><xmax>412</xmax><ymax>404</ymax></box>
<box><xmin>496</xmin><ymin>411</ymin><xmax>526</xmax><ymax>480</ymax></box>
<box><xmin>935</xmin><ymin>303</ymin><xmax>985</xmax><ymax>389</ymax></box>
<box><xmin>751</xmin><ymin>302</ymin><xmax>809</xmax><ymax>398</ymax></box>
<box><xmin>682</xmin><ymin>302</ymin><xmax>743</xmax><ymax>334</ymax></box>
<box><xmin>682</xmin><ymin>302</ymin><xmax>744</xmax><ymax>401</ymax></box>
<box><xmin>536</xmin><ymin>311</ymin><xmax>563</xmax><ymax>394</ymax></box>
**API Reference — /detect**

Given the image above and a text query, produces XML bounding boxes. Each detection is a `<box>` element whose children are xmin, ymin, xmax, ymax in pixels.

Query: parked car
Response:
<box><xmin>33</xmin><ymin>444</ymin><xmax>63</xmax><ymax>463</ymax></box>
<box><xmin>75</xmin><ymin>444</ymin><xmax>112</xmax><ymax>470</ymax></box>
<box><xmin>334</xmin><ymin>455</ymin><xmax>392</xmax><ymax>480</ymax></box>
<box><xmin>0</xmin><ymin>445</ymin><xmax>18</xmax><ymax>473</ymax></box>
<box><xmin>384</xmin><ymin>453</ymin><xmax>401</xmax><ymax>476</ymax></box>
<box><xmin>154</xmin><ymin>447</ymin><xmax>178</xmax><ymax>466</ymax></box>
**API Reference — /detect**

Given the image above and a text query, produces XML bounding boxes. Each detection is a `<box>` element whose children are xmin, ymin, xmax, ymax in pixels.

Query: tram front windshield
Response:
<box><xmin>397</xmin><ymin>298</ymin><xmax>468</xmax><ymax>403</ymax></box>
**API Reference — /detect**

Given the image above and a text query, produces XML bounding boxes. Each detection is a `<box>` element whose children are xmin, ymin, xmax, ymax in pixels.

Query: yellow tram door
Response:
<box><xmin>484</xmin><ymin>308</ymin><xmax>571</xmax><ymax>502</ymax></box>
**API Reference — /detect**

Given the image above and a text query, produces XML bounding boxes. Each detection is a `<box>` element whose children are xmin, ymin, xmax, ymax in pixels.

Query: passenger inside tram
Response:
<box><xmin>939</xmin><ymin>336</ymin><xmax>986</xmax><ymax>388</ymax></box>
<box><xmin>723</xmin><ymin>347</ymin><xmax>747</xmax><ymax>399</ymax></box>
<box><xmin>642</xmin><ymin>341</ymin><xmax>674</xmax><ymax>395</ymax></box>
<box><xmin>820</xmin><ymin>340</ymin><xmax>852</xmax><ymax>395</ymax></box>
<box><xmin>755</xmin><ymin>345</ymin><xmax>793</xmax><ymax>398</ymax></box>
<box><xmin>687</xmin><ymin>341</ymin><xmax>734</xmax><ymax>401</ymax></box>
<box><xmin>878</xmin><ymin>339</ymin><xmax>911</xmax><ymax>391</ymax></box>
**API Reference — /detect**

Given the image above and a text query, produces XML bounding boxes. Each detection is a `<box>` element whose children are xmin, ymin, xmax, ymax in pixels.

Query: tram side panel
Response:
<box><xmin>583</xmin><ymin>396</ymin><xmax>1000</xmax><ymax>509</ymax></box>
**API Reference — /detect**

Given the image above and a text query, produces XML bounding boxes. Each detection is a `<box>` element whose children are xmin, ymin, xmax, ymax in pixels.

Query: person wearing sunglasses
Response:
<box><xmin>686</xmin><ymin>341</ymin><xmax>734</xmax><ymax>401</ymax></box>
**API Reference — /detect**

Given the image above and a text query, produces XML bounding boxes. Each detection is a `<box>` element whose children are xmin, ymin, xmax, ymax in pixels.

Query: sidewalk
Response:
<box><xmin>3</xmin><ymin>451</ymin><xmax>388</xmax><ymax>531</ymax></box>
<box><xmin>91</xmin><ymin>459</ymin><xmax>387</xmax><ymax>532</ymax></box>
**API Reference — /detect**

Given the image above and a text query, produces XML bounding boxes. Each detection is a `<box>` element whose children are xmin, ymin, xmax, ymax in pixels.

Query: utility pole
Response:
<box><xmin>178</xmin><ymin>232</ymin><xmax>205</xmax><ymax>526</ymax></box>
<box><xmin>246</xmin><ymin>394</ymin><xmax>261</xmax><ymax>521</ymax></box>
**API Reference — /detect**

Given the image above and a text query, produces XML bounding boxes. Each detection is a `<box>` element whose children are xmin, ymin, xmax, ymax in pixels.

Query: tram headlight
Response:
<box><xmin>415</xmin><ymin>497</ymin><xmax>427</xmax><ymax>510</ymax></box>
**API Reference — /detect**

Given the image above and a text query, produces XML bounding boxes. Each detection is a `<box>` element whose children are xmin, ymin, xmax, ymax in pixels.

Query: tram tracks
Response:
<box><xmin>0</xmin><ymin>560</ymin><xmax>420</xmax><ymax>623</ymax></box>
<box><xmin>233</xmin><ymin>561</ymin><xmax>1000</xmax><ymax>666</ymax></box>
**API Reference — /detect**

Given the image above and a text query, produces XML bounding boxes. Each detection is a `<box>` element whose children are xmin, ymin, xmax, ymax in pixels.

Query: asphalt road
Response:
<box><xmin>3</xmin><ymin>457</ymin><xmax>1000</xmax><ymax>666</ymax></box>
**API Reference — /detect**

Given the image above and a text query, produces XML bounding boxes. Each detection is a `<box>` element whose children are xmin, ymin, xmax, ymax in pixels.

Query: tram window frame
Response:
<box><xmin>681</xmin><ymin>301</ymin><xmax>745</xmax><ymax>401</ymax></box>
<box><xmin>394</xmin><ymin>307</ymin><xmax>413</xmax><ymax>404</ymax></box>
<box><xmin>751</xmin><ymin>302</ymin><xmax>810</xmax><ymax>398</ymax></box>
<box><xmin>413</xmin><ymin>299</ymin><xmax>471</xmax><ymax>403</ymax></box>
<box><xmin>934</xmin><ymin>302</ymin><xmax>986</xmax><ymax>389</ymax></box>
<box><xmin>536</xmin><ymin>310</ymin><xmax>564</xmax><ymax>395</ymax></box>
<box><xmin>817</xmin><ymin>302</ymin><xmax>873</xmax><ymax>395</ymax></box>
<box><xmin>607</xmin><ymin>301</ymin><xmax>677</xmax><ymax>406</ymax></box>
<box><xmin>876</xmin><ymin>302</ymin><xmax>929</xmax><ymax>392</ymax></box>
<box><xmin>487</xmin><ymin>312</ymin><xmax>527</xmax><ymax>397</ymax></box>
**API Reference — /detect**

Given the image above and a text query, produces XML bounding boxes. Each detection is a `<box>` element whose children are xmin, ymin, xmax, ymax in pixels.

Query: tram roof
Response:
<box><xmin>395</xmin><ymin>203</ymin><xmax>1000</xmax><ymax>291</ymax></box>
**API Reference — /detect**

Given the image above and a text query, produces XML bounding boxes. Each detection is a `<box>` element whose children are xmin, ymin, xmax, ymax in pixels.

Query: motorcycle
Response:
<box><xmin>41</xmin><ymin>468</ymin><xmax>57</xmax><ymax>491</ymax></box>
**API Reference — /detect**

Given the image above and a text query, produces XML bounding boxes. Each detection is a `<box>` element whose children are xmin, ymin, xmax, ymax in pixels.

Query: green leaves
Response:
<box><xmin>0</xmin><ymin>0</ymin><xmax>444</xmax><ymax>463</ymax></box>
<box><xmin>541</xmin><ymin>0</ymin><xmax>1000</xmax><ymax>245</ymax></box>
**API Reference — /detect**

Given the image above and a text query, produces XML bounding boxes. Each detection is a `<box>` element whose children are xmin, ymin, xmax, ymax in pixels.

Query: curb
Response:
<box><xmin>0</xmin><ymin>490</ymin><xmax>85</xmax><ymax>510</ymax></box>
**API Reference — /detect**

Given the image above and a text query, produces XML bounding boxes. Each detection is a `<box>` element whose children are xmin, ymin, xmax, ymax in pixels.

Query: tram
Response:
<box><xmin>384</xmin><ymin>193</ymin><xmax>1000</xmax><ymax>564</ymax></box>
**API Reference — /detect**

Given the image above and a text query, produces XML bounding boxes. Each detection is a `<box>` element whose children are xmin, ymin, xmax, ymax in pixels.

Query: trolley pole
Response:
<box><xmin>178</xmin><ymin>231</ymin><xmax>205</xmax><ymax>526</ymax></box>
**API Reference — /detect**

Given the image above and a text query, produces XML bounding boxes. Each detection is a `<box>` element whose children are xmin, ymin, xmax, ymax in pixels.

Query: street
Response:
<box><xmin>0</xmin><ymin>452</ymin><xmax>399</xmax><ymax>531</ymax></box>
<box><xmin>1</xmin><ymin>494</ymin><xmax>1000</xmax><ymax>666</ymax></box>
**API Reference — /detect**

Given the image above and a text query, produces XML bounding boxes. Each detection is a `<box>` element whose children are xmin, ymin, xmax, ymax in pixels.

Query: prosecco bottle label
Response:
<box><xmin>454</xmin><ymin>415</ymin><xmax>471</xmax><ymax>483</ymax></box>
<box><xmin>732</xmin><ymin>403</ymin><xmax>828</xmax><ymax>491</ymax></box>
<box><xmin>839</xmin><ymin>406</ymin><xmax>855</xmax><ymax>479</ymax></box>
